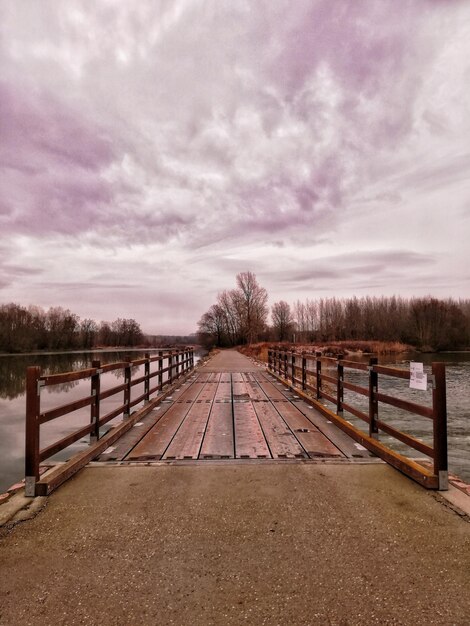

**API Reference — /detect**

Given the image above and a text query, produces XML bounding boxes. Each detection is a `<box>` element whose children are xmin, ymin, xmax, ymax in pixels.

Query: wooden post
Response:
<box><xmin>302</xmin><ymin>352</ymin><xmax>307</xmax><ymax>391</ymax></box>
<box><xmin>268</xmin><ymin>350</ymin><xmax>272</xmax><ymax>371</ymax></box>
<box><xmin>25</xmin><ymin>366</ymin><xmax>41</xmax><ymax>497</ymax></box>
<box><xmin>432</xmin><ymin>362</ymin><xmax>448</xmax><ymax>490</ymax></box>
<box><xmin>175</xmin><ymin>349</ymin><xmax>180</xmax><ymax>378</ymax></box>
<box><xmin>91</xmin><ymin>360</ymin><xmax>101</xmax><ymax>441</ymax></box>
<box><xmin>336</xmin><ymin>354</ymin><xmax>344</xmax><ymax>416</ymax></box>
<box><xmin>123</xmin><ymin>363</ymin><xmax>131</xmax><ymax>418</ymax></box>
<box><xmin>144</xmin><ymin>353</ymin><xmax>150</xmax><ymax>402</ymax></box>
<box><xmin>315</xmin><ymin>352</ymin><xmax>322</xmax><ymax>399</ymax></box>
<box><xmin>168</xmin><ymin>351</ymin><xmax>173</xmax><ymax>385</ymax></box>
<box><xmin>291</xmin><ymin>351</ymin><xmax>295</xmax><ymax>386</ymax></box>
<box><xmin>158</xmin><ymin>350</ymin><xmax>164</xmax><ymax>389</ymax></box>
<box><xmin>368</xmin><ymin>357</ymin><xmax>379</xmax><ymax>438</ymax></box>
<box><xmin>284</xmin><ymin>351</ymin><xmax>288</xmax><ymax>379</ymax></box>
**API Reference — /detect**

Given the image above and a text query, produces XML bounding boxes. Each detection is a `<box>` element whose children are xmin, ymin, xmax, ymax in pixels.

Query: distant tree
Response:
<box><xmin>80</xmin><ymin>319</ymin><xmax>98</xmax><ymax>349</ymax></box>
<box><xmin>197</xmin><ymin>304</ymin><xmax>227</xmax><ymax>348</ymax></box>
<box><xmin>236</xmin><ymin>271</ymin><xmax>268</xmax><ymax>344</ymax></box>
<box><xmin>271</xmin><ymin>301</ymin><xmax>294</xmax><ymax>341</ymax></box>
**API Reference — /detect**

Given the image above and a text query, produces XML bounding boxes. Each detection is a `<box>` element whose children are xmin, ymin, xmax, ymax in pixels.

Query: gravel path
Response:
<box><xmin>1</xmin><ymin>463</ymin><xmax>469</xmax><ymax>625</ymax></box>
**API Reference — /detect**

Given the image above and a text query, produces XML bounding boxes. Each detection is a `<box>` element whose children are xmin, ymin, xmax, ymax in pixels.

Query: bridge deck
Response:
<box><xmin>96</xmin><ymin>365</ymin><xmax>375</xmax><ymax>464</ymax></box>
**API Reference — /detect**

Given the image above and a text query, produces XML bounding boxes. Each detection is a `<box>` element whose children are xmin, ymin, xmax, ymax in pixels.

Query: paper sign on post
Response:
<box><xmin>410</xmin><ymin>362</ymin><xmax>427</xmax><ymax>391</ymax></box>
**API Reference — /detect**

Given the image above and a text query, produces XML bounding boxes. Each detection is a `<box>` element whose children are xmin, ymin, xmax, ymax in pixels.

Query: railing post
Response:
<box><xmin>368</xmin><ymin>357</ymin><xmax>379</xmax><ymax>438</ymax></box>
<box><xmin>336</xmin><ymin>354</ymin><xmax>344</xmax><ymax>416</ymax></box>
<box><xmin>144</xmin><ymin>353</ymin><xmax>150</xmax><ymax>402</ymax></box>
<box><xmin>168</xmin><ymin>351</ymin><xmax>173</xmax><ymax>385</ymax></box>
<box><xmin>123</xmin><ymin>362</ymin><xmax>131</xmax><ymax>418</ymax></box>
<box><xmin>284</xmin><ymin>351</ymin><xmax>288</xmax><ymax>379</ymax></box>
<box><xmin>91</xmin><ymin>360</ymin><xmax>101</xmax><ymax>442</ymax></box>
<box><xmin>158</xmin><ymin>350</ymin><xmax>164</xmax><ymax>389</ymax></box>
<box><xmin>175</xmin><ymin>349</ymin><xmax>180</xmax><ymax>378</ymax></box>
<box><xmin>268</xmin><ymin>349</ymin><xmax>272</xmax><ymax>371</ymax></box>
<box><xmin>315</xmin><ymin>352</ymin><xmax>322</xmax><ymax>399</ymax></box>
<box><xmin>432</xmin><ymin>362</ymin><xmax>448</xmax><ymax>490</ymax></box>
<box><xmin>25</xmin><ymin>366</ymin><xmax>41</xmax><ymax>497</ymax></box>
<box><xmin>302</xmin><ymin>352</ymin><xmax>307</xmax><ymax>391</ymax></box>
<box><xmin>291</xmin><ymin>351</ymin><xmax>295</xmax><ymax>386</ymax></box>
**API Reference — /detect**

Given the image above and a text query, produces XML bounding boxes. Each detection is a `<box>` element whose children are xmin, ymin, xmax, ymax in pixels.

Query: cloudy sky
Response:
<box><xmin>1</xmin><ymin>1</ymin><xmax>469</xmax><ymax>334</ymax></box>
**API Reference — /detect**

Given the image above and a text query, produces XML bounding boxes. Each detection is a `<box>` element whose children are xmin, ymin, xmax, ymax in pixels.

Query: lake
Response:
<box><xmin>0</xmin><ymin>349</ymin><xmax>468</xmax><ymax>493</ymax></box>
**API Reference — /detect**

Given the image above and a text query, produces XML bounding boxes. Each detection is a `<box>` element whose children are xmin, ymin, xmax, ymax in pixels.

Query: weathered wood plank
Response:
<box><xmin>292</xmin><ymin>400</ymin><xmax>375</xmax><ymax>459</ymax></box>
<box><xmin>274</xmin><ymin>401</ymin><xmax>343</xmax><ymax>458</ymax></box>
<box><xmin>241</xmin><ymin>373</ymin><xmax>268</xmax><ymax>401</ymax></box>
<box><xmin>163</xmin><ymin>401</ymin><xmax>212</xmax><ymax>460</ymax></box>
<box><xmin>252</xmin><ymin>375</ymin><xmax>288</xmax><ymax>401</ymax></box>
<box><xmin>252</xmin><ymin>400</ymin><xmax>306</xmax><ymax>459</ymax></box>
<box><xmin>234</xmin><ymin>402</ymin><xmax>271</xmax><ymax>459</ymax></box>
<box><xmin>199</xmin><ymin>403</ymin><xmax>234</xmax><ymax>459</ymax></box>
<box><xmin>96</xmin><ymin>403</ymin><xmax>174</xmax><ymax>461</ymax></box>
<box><xmin>124</xmin><ymin>402</ymin><xmax>191</xmax><ymax>460</ymax></box>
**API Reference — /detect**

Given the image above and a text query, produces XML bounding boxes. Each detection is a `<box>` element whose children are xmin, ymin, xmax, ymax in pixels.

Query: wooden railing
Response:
<box><xmin>268</xmin><ymin>348</ymin><xmax>447</xmax><ymax>490</ymax></box>
<box><xmin>25</xmin><ymin>348</ymin><xmax>194</xmax><ymax>496</ymax></box>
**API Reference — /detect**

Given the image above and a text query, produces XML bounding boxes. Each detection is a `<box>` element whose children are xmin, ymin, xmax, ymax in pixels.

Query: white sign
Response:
<box><xmin>410</xmin><ymin>362</ymin><xmax>427</xmax><ymax>391</ymax></box>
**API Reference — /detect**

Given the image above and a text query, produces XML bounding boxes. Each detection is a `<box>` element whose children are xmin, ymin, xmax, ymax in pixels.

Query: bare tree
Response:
<box><xmin>236</xmin><ymin>271</ymin><xmax>268</xmax><ymax>344</ymax></box>
<box><xmin>271</xmin><ymin>301</ymin><xmax>294</xmax><ymax>341</ymax></box>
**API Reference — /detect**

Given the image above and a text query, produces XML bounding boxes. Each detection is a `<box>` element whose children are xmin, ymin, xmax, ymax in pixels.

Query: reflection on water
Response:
<box><xmin>0</xmin><ymin>349</ymin><xmax>468</xmax><ymax>493</ymax></box>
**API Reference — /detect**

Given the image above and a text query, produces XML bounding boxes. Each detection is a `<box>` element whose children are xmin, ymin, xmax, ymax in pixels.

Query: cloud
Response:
<box><xmin>0</xmin><ymin>1</ymin><xmax>469</xmax><ymax>332</ymax></box>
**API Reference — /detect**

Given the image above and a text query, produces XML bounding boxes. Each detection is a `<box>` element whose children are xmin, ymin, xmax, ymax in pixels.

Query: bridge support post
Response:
<box><xmin>315</xmin><ymin>352</ymin><xmax>322</xmax><ymax>399</ymax></box>
<box><xmin>368</xmin><ymin>357</ymin><xmax>379</xmax><ymax>438</ymax></box>
<box><xmin>144</xmin><ymin>353</ymin><xmax>150</xmax><ymax>403</ymax></box>
<box><xmin>123</xmin><ymin>363</ymin><xmax>131</xmax><ymax>418</ymax></box>
<box><xmin>432</xmin><ymin>362</ymin><xmax>448</xmax><ymax>490</ymax></box>
<box><xmin>302</xmin><ymin>352</ymin><xmax>307</xmax><ymax>391</ymax></box>
<box><xmin>168</xmin><ymin>351</ymin><xmax>173</xmax><ymax>385</ymax></box>
<box><xmin>291</xmin><ymin>351</ymin><xmax>295</xmax><ymax>386</ymax></box>
<box><xmin>91</xmin><ymin>360</ymin><xmax>101</xmax><ymax>441</ymax></box>
<box><xmin>336</xmin><ymin>355</ymin><xmax>344</xmax><ymax>416</ymax></box>
<box><xmin>158</xmin><ymin>350</ymin><xmax>164</xmax><ymax>390</ymax></box>
<box><xmin>25</xmin><ymin>366</ymin><xmax>41</xmax><ymax>497</ymax></box>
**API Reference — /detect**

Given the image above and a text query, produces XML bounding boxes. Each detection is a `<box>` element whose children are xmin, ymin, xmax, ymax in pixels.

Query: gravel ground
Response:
<box><xmin>0</xmin><ymin>463</ymin><xmax>469</xmax><ymax>626</ymax></box>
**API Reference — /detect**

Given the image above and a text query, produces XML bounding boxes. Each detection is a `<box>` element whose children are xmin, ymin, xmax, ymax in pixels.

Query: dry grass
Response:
<box><xmin>239</xmin><ymin>340</ymin><xmax>413</xmax><ymax>361</ymax></box>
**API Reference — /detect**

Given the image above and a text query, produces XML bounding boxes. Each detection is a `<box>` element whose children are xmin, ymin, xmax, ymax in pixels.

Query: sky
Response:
<box><xmin>1</xmin><ymin>1</ymin><xmax>469</xmax><ymax>335</ymax></box>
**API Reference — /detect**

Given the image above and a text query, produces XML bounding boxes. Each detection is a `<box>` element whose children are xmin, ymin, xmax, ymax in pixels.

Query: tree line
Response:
<box><xmin>0</xmin><ymin>303</ymin><xmax>145</xmax><ymax>353</ymax></box>
<box><xmin>198</xmin><ymin>274</ymin><xmax>470</xmax><ymax>351</ymax></box>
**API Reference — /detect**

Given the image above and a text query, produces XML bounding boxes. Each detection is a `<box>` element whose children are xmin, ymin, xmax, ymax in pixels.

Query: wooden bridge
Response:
<box><xmin>24</xmin><ymin>347</ymin><xmax>448</xmax><ymax>496</ymax></box>
<box><xmin>93</xmin><ymin>351</ymin><xmax>374</xmax><ymax>465</ymax></box>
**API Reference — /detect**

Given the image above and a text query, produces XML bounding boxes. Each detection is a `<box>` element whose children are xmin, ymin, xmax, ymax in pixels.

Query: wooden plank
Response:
<box><xmin>234</xmin><ymin>402</ymin><xmax>271</xmax><ymax>459</ymax></box>
<box><xmin>252</xmin><ymin>401</ymin><xmax>306</xmax><ymax>459</ymax></box>
<box><xmin>199</xmin><ymin>403</ymin><xmax>234</xmax><ymax>459</ymax></box>
<box><xmin>163</xmin><ymin>401</ymin><xmax>212</xmax><ymax>460</ymax></box>
<box><xmin>241</xmin><ymin>373</ymin><xmax>268</xmax><ymax>401</ymax></box>
<box><xmin>274</xmin><ymin>401</ymin><xmax>343</xmax><ymax>458</ymax></box>
<box><xmin>292</xmin><ymin>400</ymin><xmax>374</xmax><ymax>459</ymax></box>
<box><xmin>232</xmin><ymin>379</ymin><xmax>251</xmax><ymax>402</ymax></box>
<box><xmin>125</xmin><ymin>402</ymin><xmax>191</xmax><ymax>460</ymax></box>
<box><xmin>95</xmin><ymin>403</ymin><xmax>174</xmax><ymax>461</ymax></box>
<box><xmin>252</xmin><ymin>375</ymin><xmax>288</xmax><ymax>401</ymax></box>
<box><xmin>215</xmin><ymin>375</ymin><xmax>232</xmax><ymax>402</ymax></box>
<box><xmin>162</xmin><ymin>379</ymin><xmax>218</xmax><ymax>459</ymax></box>
<box><xmin>196</xmin><ymin>381</ymin><xmax>219</xmax><ymax>403</ymax></box>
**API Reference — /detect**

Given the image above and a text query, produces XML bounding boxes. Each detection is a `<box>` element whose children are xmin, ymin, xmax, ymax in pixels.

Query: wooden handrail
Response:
<box><xmin>25</xmin><ymin>348</ymin><xmax>195</xmax><ymax>496</ymax></box>
<box><xmin>268</xmin><ymin>348</ymin><xmax>448</xmax><ymax>490</ymax></box>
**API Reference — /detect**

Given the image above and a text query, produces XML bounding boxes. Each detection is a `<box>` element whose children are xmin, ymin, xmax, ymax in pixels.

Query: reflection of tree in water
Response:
<box><xmin>0</xmin><ymin>351</ymin><xmax>154</xmax><ymax>400</ymax></box>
